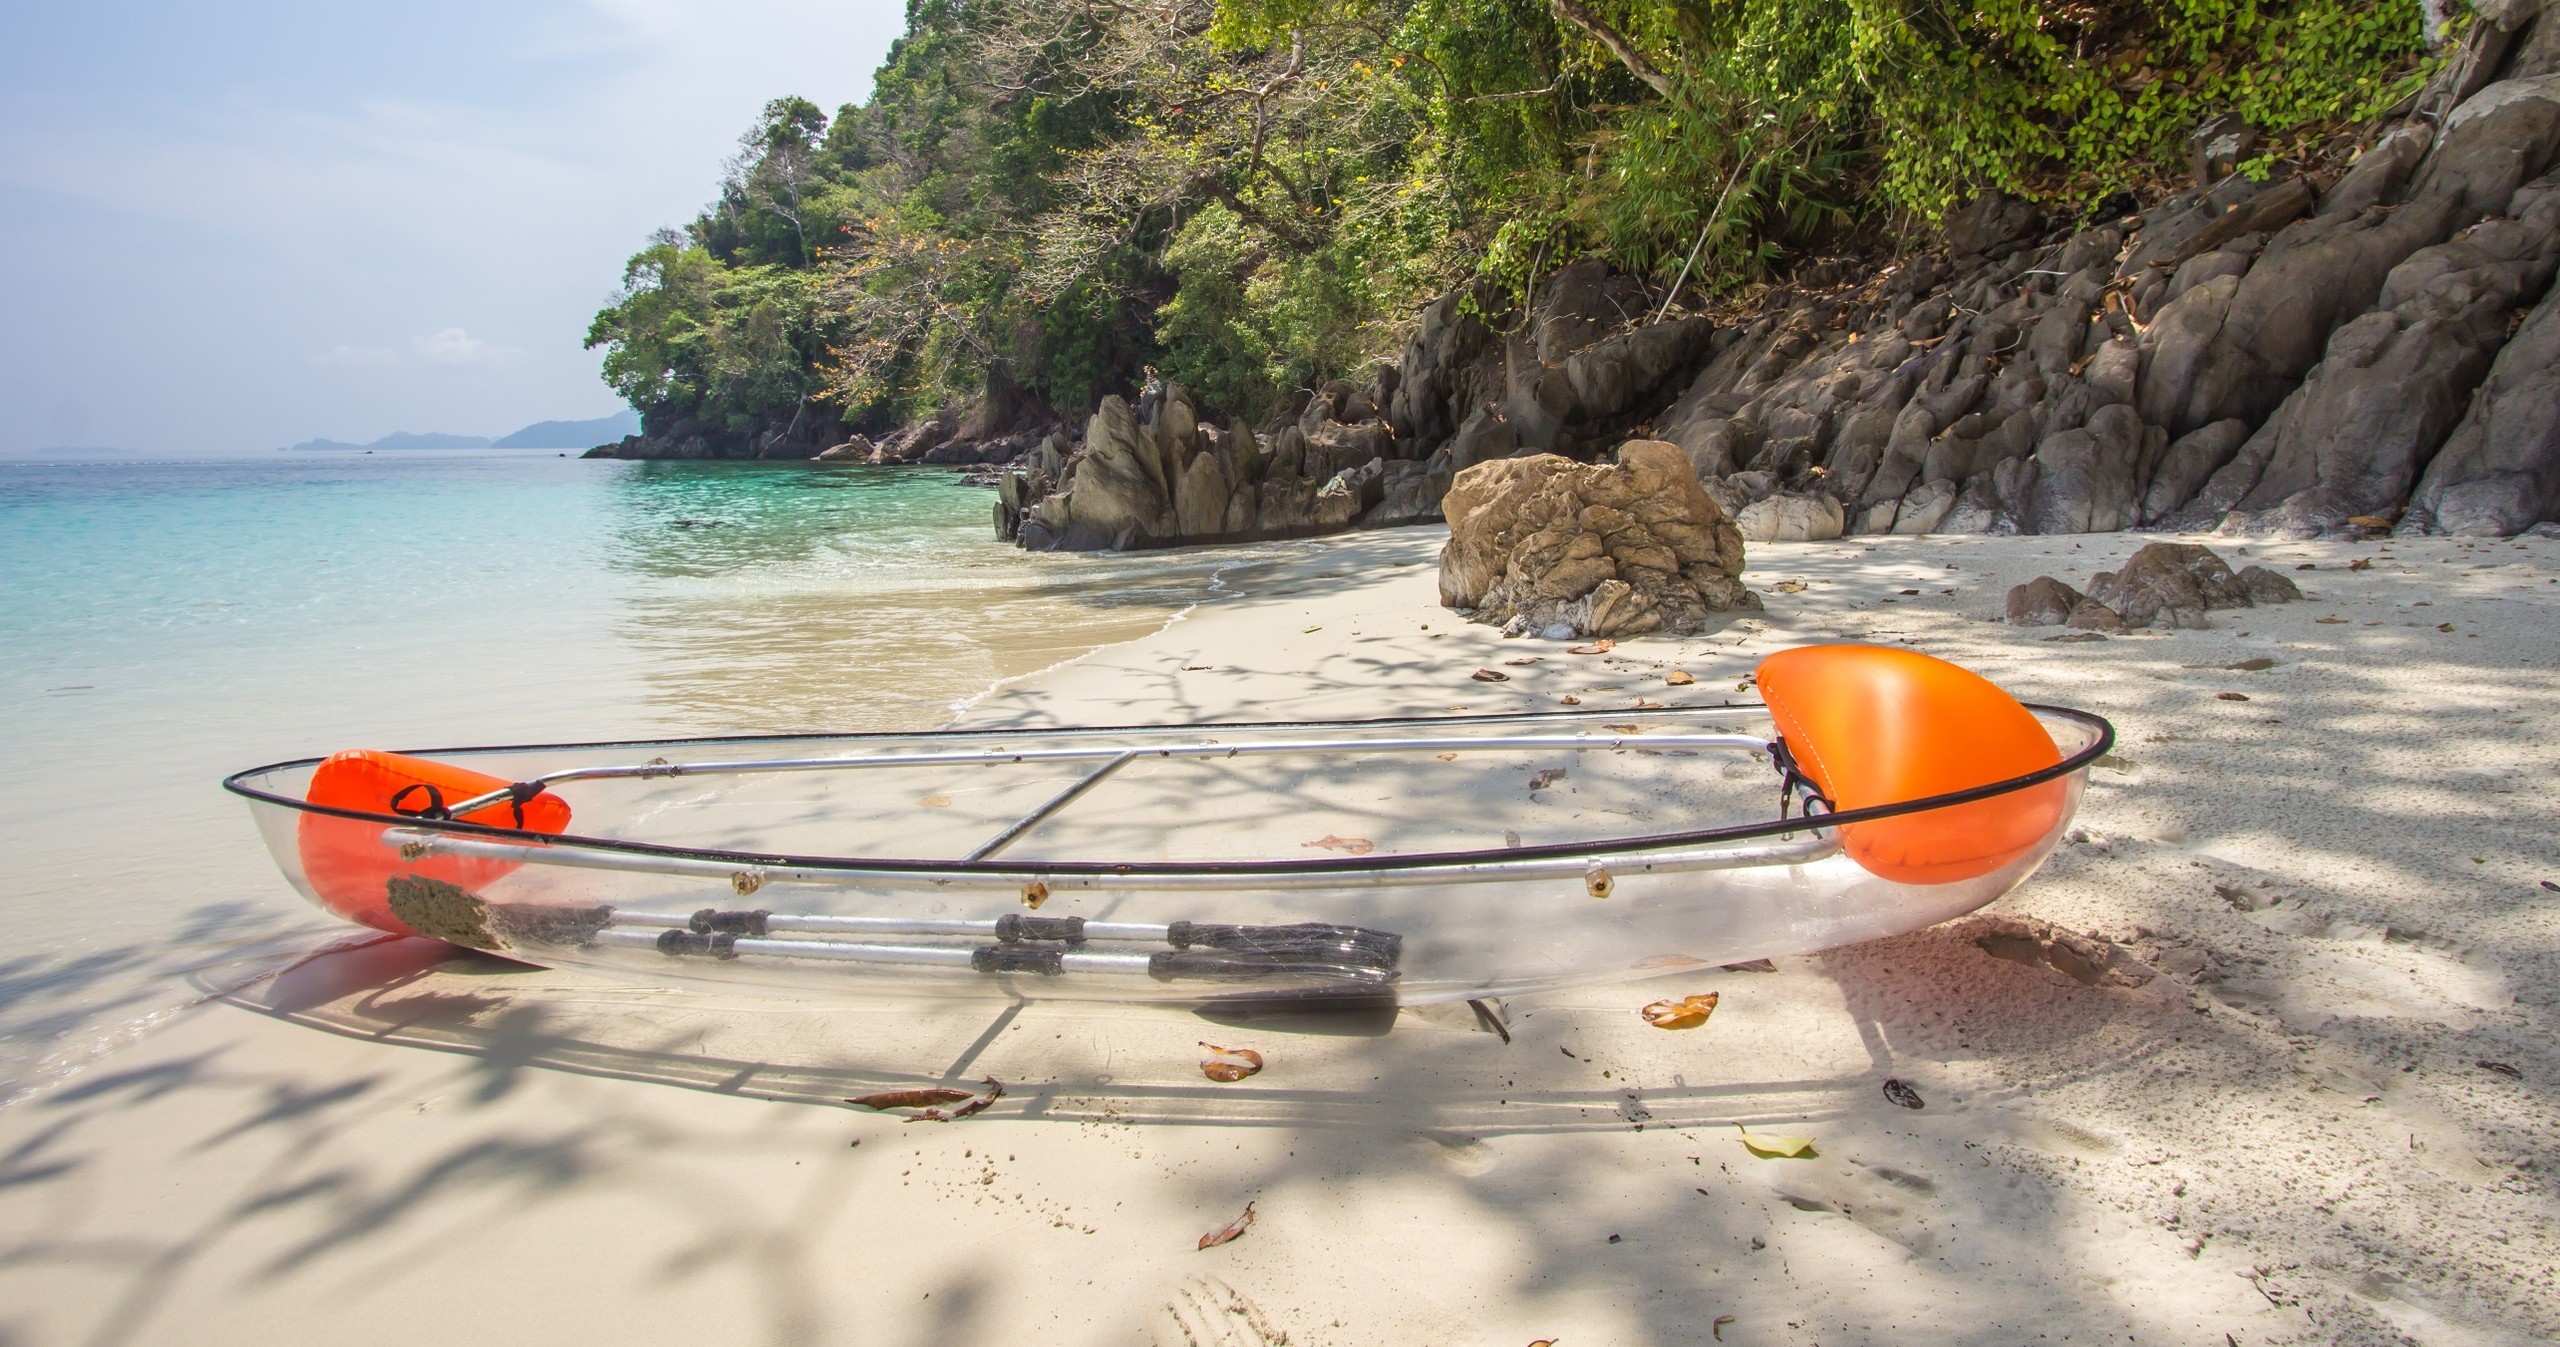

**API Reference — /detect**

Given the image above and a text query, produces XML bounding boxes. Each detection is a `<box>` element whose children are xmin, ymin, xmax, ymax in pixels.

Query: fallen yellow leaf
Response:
<box><xmin>1735</xmin><ymin>1124</ymin><xmax>1816</xmax><ymax>1158</ymax></box>
<box><xmin>1199</xmin><ymin>1042</ymin><xmax>1265</xmax><ymax>1082</ymax></box>
<box><xmin>1665</xmin><ymin>671</ymin><xmax>1695</xmax><ymax>686</ymax></box>
<box><xmin>1641</xmin><ymin>992</ymin><xmax>1719</xmax><ymax>1029</ymax></box>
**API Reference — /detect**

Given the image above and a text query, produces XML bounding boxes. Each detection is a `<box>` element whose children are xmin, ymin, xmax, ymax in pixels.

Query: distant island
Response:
<box><xmin>284</xmin><ymin>410</ymin><xmax>639</xmax><ymax>452</ymax></box>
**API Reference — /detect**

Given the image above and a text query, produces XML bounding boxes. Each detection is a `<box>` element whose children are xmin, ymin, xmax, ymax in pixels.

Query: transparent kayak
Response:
<box><xmin>226</xmin><ymin>646</ymin><xmax>2112</xmax><ymax>1005</ymax></box>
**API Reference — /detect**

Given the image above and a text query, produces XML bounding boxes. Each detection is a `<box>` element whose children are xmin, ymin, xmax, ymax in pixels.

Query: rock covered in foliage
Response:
<box><xmin>1437</xmin><ymin>440</ymin><xmax>1760</xmax><ymax>639</ymax></box>
<box><xmin>998</xmin><ymin>381</ymin><xmax>1433</xmax><ymax>550</ymax></box>
<box><xmin>2006</xmin><ymin>543</ymin><xmax>2301</xmax><ymax>630</ymax></box>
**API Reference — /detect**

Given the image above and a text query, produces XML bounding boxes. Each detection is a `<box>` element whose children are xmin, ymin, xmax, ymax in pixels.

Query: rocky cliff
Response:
<box><xmin>1000</xmin><ymin>6</ymin><xmax>2560</xmax><ymax>548</ymax></box>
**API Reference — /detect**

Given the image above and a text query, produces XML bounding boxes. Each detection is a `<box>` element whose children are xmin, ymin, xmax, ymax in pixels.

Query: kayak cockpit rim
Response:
<box><xmin>221</xmin><ymin>701</ymin><xmax>2114</xmax><ymax>880</ymax></box>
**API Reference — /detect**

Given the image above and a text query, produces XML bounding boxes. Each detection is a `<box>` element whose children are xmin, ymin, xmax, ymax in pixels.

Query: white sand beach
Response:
<box><xmin>2</xmin><ymin>526</ymin><xmax>2555</xmax><ymax>1346</ymax></box>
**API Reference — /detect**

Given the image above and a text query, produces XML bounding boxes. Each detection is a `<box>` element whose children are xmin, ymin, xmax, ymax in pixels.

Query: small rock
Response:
<box><xmin>2005</xmin><ymin>576</ymin><xmax>2086</xmax><ymax>626</ymax></box>
<box><xmin>2237</xmin><ymin>564</ymin><xmax>2304</xmax><ymax>605</ymax></box>
<box><xmin>2065</xmin><ymin>599</ymin><xmax>2126</xmax><ymax>631</ymax></box>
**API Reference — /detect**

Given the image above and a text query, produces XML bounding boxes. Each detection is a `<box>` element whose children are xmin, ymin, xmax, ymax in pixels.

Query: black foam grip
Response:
<box><xmin>972</xmin><ymin>944</ymin><xmax>1065</xmax><ymax>975</ymax></box>
<box><xmin>655</xmin><ymin>929</ymin><xmax>739</xmax><ymax>959</ymax></box>
<box><xmin>993</xmin><ymin>913</ymin><xmax>1088</xmax><ymax>944</ymax></box>
<box><xmin>1165</xmin><ymin>921</ymin><xmax>1403</xmax><ymax>966</ymax></box>
<box><xmin>1147</xmin><ymin>950</ymin><xmax>1397</xmax><ymax>985</ymax></box>
<box><xmin>689</xmin><ymin>908</ymin><xmax>771</xmax><ymax>936</ymax></box>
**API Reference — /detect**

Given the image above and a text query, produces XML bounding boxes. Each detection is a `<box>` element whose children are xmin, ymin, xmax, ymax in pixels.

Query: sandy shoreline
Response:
<box><xmin>1</xmin><ymin>525</ymin><xmax>2554</xmax><ymax>1345</ymax></box>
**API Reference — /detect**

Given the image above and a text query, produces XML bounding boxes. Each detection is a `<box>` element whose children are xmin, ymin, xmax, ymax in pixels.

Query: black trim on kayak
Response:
<box><xmin>222</xmin><ymin>702</ymin><xmax>2114</xmax><ymax>879</ymax></box>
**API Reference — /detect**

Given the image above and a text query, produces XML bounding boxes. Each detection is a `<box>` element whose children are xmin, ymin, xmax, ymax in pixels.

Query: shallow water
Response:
<box><xmin>0</xmin><ymin>449</ymin><xmax>1266</xmax><ymax>1102</ymax></box>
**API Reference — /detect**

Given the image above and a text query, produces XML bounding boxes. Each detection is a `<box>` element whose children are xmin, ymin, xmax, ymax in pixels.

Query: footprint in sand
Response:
<box><xmin>1153</xmin><ymin>1275</ymin><xmax>1292</xmax><ymax>1347</ymax></box>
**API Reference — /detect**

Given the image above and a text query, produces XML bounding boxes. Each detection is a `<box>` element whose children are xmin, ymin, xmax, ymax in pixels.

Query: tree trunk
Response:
<box><xmin>1547</xmin><ymin>0</ymin><xmax>1674</xmax><ymax>99</ymax></box>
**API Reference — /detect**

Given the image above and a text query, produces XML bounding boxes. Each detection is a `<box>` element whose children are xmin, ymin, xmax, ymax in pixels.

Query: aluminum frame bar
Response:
<box><xmin>438</xmin><ymin>730</ymin><xmax>1773</xmax><ymax>818</ymax></box>
<box><xmin>384</xmin><ymin>826</ymin><xmax>1840</xmax><ymax>891</ymax></box>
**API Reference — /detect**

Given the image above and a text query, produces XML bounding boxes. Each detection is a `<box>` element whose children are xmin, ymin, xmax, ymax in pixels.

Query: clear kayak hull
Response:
<box><xmin>228</xmin><ymin>700</ymin><xmax>2108</xmax><ymax>1005</ymax></box>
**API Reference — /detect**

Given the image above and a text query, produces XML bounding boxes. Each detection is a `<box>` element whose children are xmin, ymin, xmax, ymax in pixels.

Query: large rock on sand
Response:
<box><xmin>1439</xmin><ymin>440</ymin><xmax>1760</xmax><ymax>639</ymax></box>
<box><xmin>2082</xmin><ymin>542</ymin><xmax>2290</xmax><ymax>628</ymax></box>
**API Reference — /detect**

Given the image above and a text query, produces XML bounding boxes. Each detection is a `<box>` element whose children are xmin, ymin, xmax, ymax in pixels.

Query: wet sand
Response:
<box><xmin>1</xmin><ymin>526</ymin><xmax>2554</xmax><ymax>1345</ymax></box>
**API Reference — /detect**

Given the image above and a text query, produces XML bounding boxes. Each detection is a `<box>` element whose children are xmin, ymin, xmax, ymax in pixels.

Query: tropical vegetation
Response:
<box><xmin>588</xmin><ymin>0</ymin><xmax>2440</xmax><ymax>438</ymax></box>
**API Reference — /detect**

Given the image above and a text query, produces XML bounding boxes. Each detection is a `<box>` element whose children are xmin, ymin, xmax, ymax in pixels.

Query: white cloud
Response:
<box><xmin>311</xmin><ymin>329</ymin><xmax>521</xmax><ymax>367</ymax></box>
<box><xmin>411</xmin><ymin>327</ymin><xmax>518</xmax><ymax>365</ymax></box>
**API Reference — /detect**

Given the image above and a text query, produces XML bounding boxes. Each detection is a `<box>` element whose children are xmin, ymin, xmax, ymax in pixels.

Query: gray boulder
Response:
<box><xmin>1736</xmin><ymin>491</ymin><xmax>1846</xmax><ymax>543</ymax></box>
<box><xmin>2405</xmin><ymin>278</ymin><xmax>2560</xmax><ymax>535</ymax></box>
<box><xmin>2141</xmin><ymin>420</ymin><xmax>2252</xmax><ymax>524</ymax></box>
<box><xmin>2029</xmin><ymin>403</ymin><xmax>2146</xmax><ymax>533</ymax></box>
<box><xmin>2223</xmin><ymin>174</ymin><xmax>2560</xmax><ymax>535</ymax></box>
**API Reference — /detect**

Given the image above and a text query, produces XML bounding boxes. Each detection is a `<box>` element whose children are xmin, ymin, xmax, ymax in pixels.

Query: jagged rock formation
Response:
<box><xmin>997</xmin><ymin>381</ymin><xmax>1435</xmax><ymax>550</ymax></box>
<box><xmin>1436</xmin><ymin>441</ymin><xmax>1759</xmax><ymax>639</ymax></box>
<box><xmin>588</xmin><ymin>381</ymin><xmax>1057</xmax><ymax>464</ymax></box>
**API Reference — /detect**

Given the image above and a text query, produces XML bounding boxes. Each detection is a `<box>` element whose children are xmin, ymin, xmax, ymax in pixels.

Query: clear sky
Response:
<box><xmin>0</xmin><ymin>1</ymin><xmax>903</xmax><ymax>452</ymax></box>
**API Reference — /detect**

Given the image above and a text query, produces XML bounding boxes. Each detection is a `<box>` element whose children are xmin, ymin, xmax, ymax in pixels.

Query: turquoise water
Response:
<box><xmin>0</xmin><ymin>450</ymin><xmax>1256</xmax><ymax>1102</ymax></box>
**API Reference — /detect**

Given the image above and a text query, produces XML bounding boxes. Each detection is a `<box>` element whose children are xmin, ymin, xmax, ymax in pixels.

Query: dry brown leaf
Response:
<box><xmin>2437</xmin><ymin>622</ymin><xmax>2456</xmax><ymax>632</ymax></box>
<box><xmin>849</xmin><ymin>1088</ymin><xmax>974</xmax><ymax>1111</ymax></box>
<box><xmin>1559</xmin><ymin>695</ymin><xmax>1582</xmax><ymax>705</ymax></box>
<box><xmin>2348</xmin><ymin>557</ymin><xmax>2373</xmax><ymax>571</ymax></box>
<box><xmin>1183</xmin><ymin>664</ymin><xmax>1212</xmax><ymax>671</ymax></box>
<box><xmin>1528</xmin><ymin>768</ymin><xmax>1567</xmax><ymax>790</ymax></box>
<box><xmin>1604</xmin><ymin>723</ymin><xmax>1641</xmax><ymax>733</ymax></box>
<box><xmin>1769</xmin><ymin>579</ymin><xmax>1808</xmax><ymax>593</ymax></box>
<box><xmin>1200</xmin><ymin>1042</ymin><xmax>1265</xmax><ymax>1082</ymax></box>
<box><xmin>2217</xmin><ymin>691</ymin><xmax>2250</xmax><ymax>701</ymax></box>
<box><xmin>1641</xmin><ymin>992</ymin><xmax>1720</xmax><ymax>1029</ymax></box>
<box><xmin>1568</xmin><ymin>639</ymin><xmax>1616</xmax><ymax>655</ymax></box>
<box><xmin>1631</xmin><ymin>699</ymin><xmax>1666</xmax><ymax>711</ymax></box>
<box><xmin>1198</xmin><ymin>1202</ymin><xmax>1256</xmax><ymax>1250</ymax></box>
<box><xmin>942</xmin><ymin>1078</ymin><xmax>1005</xmax><ymax>1120</ymax></box>
<box><xmin>1504</xmin><ymin>656</ymin><xmax>1543</xmax><ymax>666</ymax></box>
<box><xmin>2316</xmin><ymin>616</ymin><xmax>2349</xmax><ymax>624</ymax></box>
<box><xmin>919</xmin><ymin>794</ymin><xmax>952</xmax><ymax>808</ymax></box>
<box><xmin>1713</xmin><ymin>1315</ymin><xmax>1737</xmax><ymax>1340</ymax></box>
<box><xmin>1735</xmin><ymin>1124</ymin><xmax>1816</xmax><ymax>1158</ymax></box>
<box><xmin>1302</xmin><ymin>834</ymin><xmax>1375</xmax><ymax>854</ymax></box>
<box><xmin>1472</xmin><ymin>668</ymin><xmax>1511</xmax><ymax>682</ymax></box>
<box><xmin>1665</xmin><ymin>671</ymin><xmax>1695</xmax><ymax>686</ymax></box>
<box><xmin>1436</xmin><ymin>752</ymin><xmax>1458</xmax><ymax>761</ymax></box>
<box><xmin>1898</xmin><ymin>588</ymin><xmax>1920</xmax><ymax>596</ymax></box>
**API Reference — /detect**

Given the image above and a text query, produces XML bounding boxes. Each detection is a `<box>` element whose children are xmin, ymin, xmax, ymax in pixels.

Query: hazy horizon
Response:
<box><xmin>0</xmin><ymin>1</ymin><xmax>903</xmax><ymax>454</ymax></box>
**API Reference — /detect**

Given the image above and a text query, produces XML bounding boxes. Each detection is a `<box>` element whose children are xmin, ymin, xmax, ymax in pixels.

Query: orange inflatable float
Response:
<box><xmin>1755</xmin><ymin>645</ymin><xmax>2065</xmax><ymax>884</ymax></box>
<box><xmin>295</xmin><ymin>749</ymin><xmax>570</xmax><ymax>935</ymax></box>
